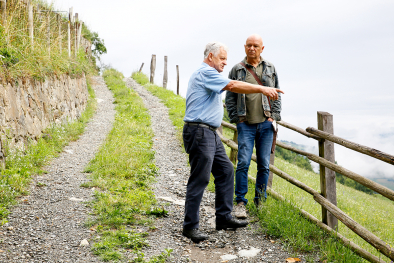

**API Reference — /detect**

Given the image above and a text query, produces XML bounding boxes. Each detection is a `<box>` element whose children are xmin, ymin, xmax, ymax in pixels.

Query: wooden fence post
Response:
<box><xmin>0</xmin><ymin>0</ymin><xmax>6</xmax><ymax>28</ymax></box>
<box><xmin>28</xmin><ymin>0</ymin><xmax>33</xmax><ymax>45</ymax></box>
<box><xmin>68</xmin><ymin>7</ymin><xmax>72</xmax><ymax>58</ymax></box>
<box><xmin>74</xmin><ymin>13</ymin><xmax>77</xmax><ymax>57</ymax></box>
<box><xmin>163</xmin><ymin>56</ymin><xmax>168</xmax><ymax>89</ymax></box>
<box><xmin>139</xmin><ymin>63</ymin><xmax>144</xmax><ymax>72</ymax></box>
<box><xmin>268</xmin><ymin>150</ymin><xmax>275</xmax><ymax>188</ymax></box>
<box><xmin>229</xmin><ymin>131</ymin><xmax>238</xmax><ymax>163</ymax></box>
<box><xmin>77</xmin><ymin>21</ymin><xmax>82</xmax><ymax>52</ymax></box>
<box><xmin>176</xmin><ymin>65</ymin><xmax>179</xmax><ymax>95</ymax></box>
<box><xmin>317</xmin><ymin>111</ymin><xmax>338</xmax><ymax>230</ymax></box>
<box><xmin>150</xmin><ymin>54</ymin><xmax>156</xmax><ymax>84</ymax></box>
<box><xmin>47</xmin><ymin>12</ymin><xmax>51</xmax><ymax>56</ymax></box>
<box><xmin>57</xmin><ymin>13</ymin><xmax>61</xmax><ymax>52</ymax></box>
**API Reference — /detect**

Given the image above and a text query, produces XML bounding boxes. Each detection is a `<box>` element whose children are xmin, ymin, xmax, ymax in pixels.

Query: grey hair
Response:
<box><xmin>204</xmin><ymin>42</ymin><xmax>228</xmax><ymax>58</ymax></box>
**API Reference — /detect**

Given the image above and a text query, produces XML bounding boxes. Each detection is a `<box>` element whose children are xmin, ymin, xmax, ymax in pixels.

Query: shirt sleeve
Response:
<box><xmin>202</xmin><ymin>67</ymin><xmax>231</xmax><ymax>94</ymax></box>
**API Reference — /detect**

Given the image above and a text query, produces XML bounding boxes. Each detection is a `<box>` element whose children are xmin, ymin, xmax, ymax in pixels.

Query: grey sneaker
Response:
<box><xmin>234</xmin><ymin>202</ymin><xmax>248</xmax><ymax>219</ymax></box>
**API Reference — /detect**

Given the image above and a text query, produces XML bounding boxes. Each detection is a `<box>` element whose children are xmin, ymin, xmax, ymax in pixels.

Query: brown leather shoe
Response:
<box><xmin>182</xmin><ymin>228</ymin><xmax>208</xmax><ymax>243</ymax></box>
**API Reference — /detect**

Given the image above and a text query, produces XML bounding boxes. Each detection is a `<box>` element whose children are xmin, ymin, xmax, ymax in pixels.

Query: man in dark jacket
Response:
<box><xmin>225</xmin><ymin>34</ymin><xmax>282</xmax><ymax>218</ymax></box>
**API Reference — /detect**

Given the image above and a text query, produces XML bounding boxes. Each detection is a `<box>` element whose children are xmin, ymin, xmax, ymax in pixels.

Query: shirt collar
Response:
<box><xmin>243</xmin><ymin>56</ymin><xmax>265</xmax><ymax>67</ymax></box>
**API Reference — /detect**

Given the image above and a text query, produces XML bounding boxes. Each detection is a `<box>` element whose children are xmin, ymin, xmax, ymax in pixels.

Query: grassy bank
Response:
<box><xmin>0</xmin><ymin>77</ymin><xmax>97</xmax><ymax>222</ymax></box>
<box><xmin>0</xmin><ymin>0</ymin><xmax>101</xmax><ymax>81</ymax></box>
<box><xmin>131</xmin><ymin>72</ymin><xmax>393</xmax><ymax>262</ymax></box>
<box><xmin>83</xmin><ymin>69</ymin><xmax>171</xmax><ymax>262</ymax></box>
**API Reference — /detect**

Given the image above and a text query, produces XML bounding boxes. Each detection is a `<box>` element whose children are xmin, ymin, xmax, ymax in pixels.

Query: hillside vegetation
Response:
<box><xmin>132</xmin><ymin>72</ymin><xmax>394</xmax><ymax>262</ymax></box>
<box><xmin>0</xmin><ymin>0</ymin><xmax>106</xmax><ymax>81</ymax></box>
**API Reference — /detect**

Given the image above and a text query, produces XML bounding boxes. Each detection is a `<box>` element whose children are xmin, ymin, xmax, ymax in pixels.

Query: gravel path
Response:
<box><xmin>0</xmin><ymin>76</ymin><xmax>115</xmax><ymax>263</ymax></box>
<box><xmin>126</xmin><ymin>78</ymin><xmax>305</xmax><ymax>263</ymax></box>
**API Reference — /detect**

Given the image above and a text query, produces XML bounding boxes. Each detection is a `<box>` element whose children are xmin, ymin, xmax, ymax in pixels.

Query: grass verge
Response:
<box><xmin>84</xmin><ymin>69</ymin><xmax>171</xmax><ymax>262</ymax></box>
<box><xmin>0</xmin><ymin>76</ymin><xmax>97</xmax><ymax>223</ymax></box>
<box><xmin>131</xmin><ymin>72</ymin><xmax>383</xmax><ymax>262</ymax></box>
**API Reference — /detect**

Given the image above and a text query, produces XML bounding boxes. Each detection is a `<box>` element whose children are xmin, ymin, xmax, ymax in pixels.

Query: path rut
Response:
<box><xmin>126</xmin><ymin>78</ymin><xmax>304</xmax><ymax>263</ymax></box>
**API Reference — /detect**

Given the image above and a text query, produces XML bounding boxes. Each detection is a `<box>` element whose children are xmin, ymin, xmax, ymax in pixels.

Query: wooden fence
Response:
<box><xmin>147</xmin><ymin>54</ymin><xmax>181</xmax><ymax>95</ymax></box>
<box><xmin>0</xmin><ymin>0</ymin><xmax>89</xmax><ymax>58</ymax></box>
<box><xmin>219</xmin><ymin>112</ymin><xmax>394</xmax><ymax>263</ymax></box>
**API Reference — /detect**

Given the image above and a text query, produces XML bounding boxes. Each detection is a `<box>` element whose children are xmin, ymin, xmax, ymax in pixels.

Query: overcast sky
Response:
<box><xmin>57</xmin><ymin>0</ymin><xmax>394</xmax><ymax>179</ymax></box>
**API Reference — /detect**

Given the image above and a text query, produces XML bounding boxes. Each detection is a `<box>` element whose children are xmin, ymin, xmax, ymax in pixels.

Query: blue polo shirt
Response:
<box><xmin>184</xmin><ymin>63</ymin><xmax>231</xmax><ymax>128</ymax></box>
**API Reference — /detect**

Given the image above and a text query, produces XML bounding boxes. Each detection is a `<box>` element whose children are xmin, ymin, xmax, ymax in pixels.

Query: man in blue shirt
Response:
<box><xmin>182</xmin><ymin>42</ymin><xmax>283</xmax><ymax>243</ymax></box>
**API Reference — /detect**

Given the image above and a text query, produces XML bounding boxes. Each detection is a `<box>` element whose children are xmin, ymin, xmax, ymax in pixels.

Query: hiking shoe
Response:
<box><xmin>234</xmin><ymin>202</ymin><xmax>247</xmax><ymax>219</ymax></box>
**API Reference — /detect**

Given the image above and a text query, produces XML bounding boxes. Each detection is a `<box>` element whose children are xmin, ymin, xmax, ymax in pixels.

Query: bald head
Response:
<box><xmin>244</xmin><ymin>34</ymin><xmax>264</xmax><ymax>62</ymax></box>
<box><xmin>246</xmin><ymin>34</ymin><xmax>263</xmax><ymax>46</ymax></box>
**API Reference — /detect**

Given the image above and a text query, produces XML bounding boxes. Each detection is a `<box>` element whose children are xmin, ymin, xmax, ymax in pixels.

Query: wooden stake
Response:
<box><xmin>68</xmin><ymin>7</ymin><xmax>72</xmax><ymax>58</ymax></box>
<box><xmin>0</xmin><ymin>0</ymin><xmax>6</xmax><ymax>28</ymax></box>
<box><xmin>77</xmin><ymin>21</ymin><xmax>82</xmax><ymax>52</ymax></box>
<box><xmin>317</xmin><ymin>111</ymin><xmax>338</xmax><ymax>230</ymax></box>
<box><xmin>57</xmin><ymin>13</ymin><xmax>61</xmax><ymax>53</ymax></box>
<box><xmin>28</xmin><ymin>0</ymin><xmax>33</xmax><ymax>45</ymax></box>
<box><xmin>74</xmin><ymin>13</ymin><xmax>78</xmax><ymax>57</ymax></box>
<box><xmin>150</xmin><ymin>54</ymin><xmax>156</xmax><ymax>83</ymax></box>
<box><xmin>139</xmin><ymin>63</ymin><xmax>144</xmax><ymax>72</ymax></box>
<box><xmin>163</xmin><ymin>56</ymin><xmax>168</xmax><ymax>89</ymax></box>
<box><xmin>176</xmin><ymin>65</ymin><xmax>179</xmax><ymax>95</ymax></box>
<box><xmin>229</xmin><ymin>131</ymin><xmax>238</xmax><ymax>163</ymax></box>
<box><xmin>47</xmin><ymin>13</ymin><xmax>50</xmax><ymax>56</ymax></box>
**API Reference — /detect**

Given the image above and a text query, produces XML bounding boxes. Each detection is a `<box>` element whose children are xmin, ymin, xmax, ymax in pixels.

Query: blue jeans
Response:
<box><xmin>235</xmin><ymin>120</ymin><xmax>274</xmax><ymax>204</ymax></box>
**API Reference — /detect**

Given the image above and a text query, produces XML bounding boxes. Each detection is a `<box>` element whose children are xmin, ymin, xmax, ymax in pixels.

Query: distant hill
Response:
<box><xmin>372</xmin><ymin>178</ymin><xmax>394</xmax><ymax>191</ymax></box>
<box><xmin>280</xmin><ymin>140</ymin><xmax>318</xmax><ymax>155</ymax></box>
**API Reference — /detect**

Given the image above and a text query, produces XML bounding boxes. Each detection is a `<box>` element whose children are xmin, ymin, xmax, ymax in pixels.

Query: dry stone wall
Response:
<box><xmin>0</xmin><ymin>74</ymin><xmax>89</xmax><ymax>160</ymax></box>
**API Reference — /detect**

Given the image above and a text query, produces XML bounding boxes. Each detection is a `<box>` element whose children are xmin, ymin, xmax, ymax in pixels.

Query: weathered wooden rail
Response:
<box><xmin>218</xmin><ymin>112</ymin><xmax>394</xmax><ymax>263</ymax></box>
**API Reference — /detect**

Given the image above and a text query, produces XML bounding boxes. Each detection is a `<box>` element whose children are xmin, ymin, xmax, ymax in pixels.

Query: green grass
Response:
<box><xmin>132</xmin><ymin>72</ymin><xmax>394</xmax><ymax>262</ymax></box>
<box><xmin>0</xmin><ymin>76</ymin><xmax>97</xmax><ymax>223</ymax></box>
<box><xmin>84</xmin><ymin>69</ymin><xmax>172</xmax><ymax>262</ymax></box>
<box><xmin>0</xmin><ymin>0</ymin><xmax>97</xmax><ymax>81</ymax></box>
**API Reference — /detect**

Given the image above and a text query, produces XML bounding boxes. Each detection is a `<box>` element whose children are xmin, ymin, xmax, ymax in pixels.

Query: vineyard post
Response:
<box><xmin>77</xmin><ymin>21</ymin><xmax>82</xmax><ymax>52</ymax></box>
<box><xmin>163</xmin><ymin>56</ymin><xmax>168</xmax><ymax>89</ymax></box>
<box><xmin>74</xmin><ymin>13</ymin><xmax>78</xmax><ymax>57</ymax></box>
<box><xmin>68</xmin><ymin>7</ymin><xmax>72</xmax><ymax>57</ymax></box>
<box><xmin>176</xmin><ymin>65</ymin><xmax>179</xmax><ymax>95</ymax></box>
<box><xmin>47</xmin><ymin>12</ymin><xmax>50</xmax><ymax>56</ymax></box>
<box><xmin>0</xmin><ymin>0</ymin><xmax>6</xmax><ymax>28</ymax></box>
<box><xmin>28</xmin><ymin>0</ymin><xmax>33</xmax><ymax>45</ymax></box>
<box><xmin>57</xmin><ymin>13</ymin><xmax>61</xmax><ymax>52</ymax></box>
<box><xmin>139</xmin><ymin>63</ymin><xmax>144</xmax><ymax>72</ymax></box>
<box><xmin>317</xmin><ymin>111</ymin><xmax>338</xmax><ymax>230</ymax></box>
<box><xmin>150</xmin><ymin>54</ymin><xmax>156</xmax><ymax>83</ymax></box>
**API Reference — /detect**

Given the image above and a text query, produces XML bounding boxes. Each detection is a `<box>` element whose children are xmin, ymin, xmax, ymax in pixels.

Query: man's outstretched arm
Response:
<box><xmin>223</xmin><ymin>80</ymin><xmax>284</xmax><ymax>100</ymax></box>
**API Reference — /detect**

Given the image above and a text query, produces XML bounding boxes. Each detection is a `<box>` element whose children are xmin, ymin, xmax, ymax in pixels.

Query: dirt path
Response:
<box><xmin>126</xmin><ymin>78</ymin><xmax>303</xmax><ymax>263</ymax></box>
<box><xmin>0</xmin><ymin>76</ymin><xmax>115</xmax><ymax>263</ymax></box>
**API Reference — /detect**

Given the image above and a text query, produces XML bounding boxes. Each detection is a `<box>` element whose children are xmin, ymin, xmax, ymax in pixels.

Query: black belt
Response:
<box><xmin>184</xmin><ymin>122</ymin><xmax>217</xmax><ymax>131</ymax></box>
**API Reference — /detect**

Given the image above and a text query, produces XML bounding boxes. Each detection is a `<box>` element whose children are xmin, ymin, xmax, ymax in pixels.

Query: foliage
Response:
<box><xmin>275</xmin><ymin>146</ymin><xmax>314</xmax><ymax>172</ymax></box>
<box><xmin>86</xmin><ymin>69</ymin><xmax>172</xmax><ymax>261</ymax></box>
<box><xmin>0</xmin><ymin>78</ymin><xmax>96</xmax><ymax>222</ymax></box>
<box><xmin>0</xmin><ymin>0</ymin><xmax>99</xmax><ymax>81</ymax></box>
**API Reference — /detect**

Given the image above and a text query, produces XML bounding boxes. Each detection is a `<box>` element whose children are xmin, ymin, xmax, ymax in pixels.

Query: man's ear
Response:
<box><xmin>208</xmin><ymin>53</ymin><xmax>213</xmax><ymax>61</ymax></box>
<box><xmin>262</xmin><ymin>46</ymin><xmax>265</xmax><ymax>52</ymax></box>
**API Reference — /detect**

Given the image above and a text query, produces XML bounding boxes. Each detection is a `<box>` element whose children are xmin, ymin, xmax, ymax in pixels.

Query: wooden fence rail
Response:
<box><xmin>218</xmin><ymin>115</ymin><xmax>394</xmax><ymax>262</ymax></box>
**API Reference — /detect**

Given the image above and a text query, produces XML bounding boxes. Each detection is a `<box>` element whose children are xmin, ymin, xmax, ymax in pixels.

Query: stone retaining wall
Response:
<box><xmin>0</xmin><ymin>74</ymin><xmax>89</xmax><ymax>161</ymax></box>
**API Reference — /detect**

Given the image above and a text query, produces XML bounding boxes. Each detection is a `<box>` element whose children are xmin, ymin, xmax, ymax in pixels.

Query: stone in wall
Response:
<box><xmin>0</xmin><ymin>74</ymin><xmax>89</xmax><ymax>159</ymax></box>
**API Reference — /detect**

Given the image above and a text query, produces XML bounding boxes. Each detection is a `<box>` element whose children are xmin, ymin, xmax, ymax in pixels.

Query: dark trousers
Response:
<box><xmin>182</xmin><ymin>124</ymin><xmax>234</xmax><ymax>229</ymax></box>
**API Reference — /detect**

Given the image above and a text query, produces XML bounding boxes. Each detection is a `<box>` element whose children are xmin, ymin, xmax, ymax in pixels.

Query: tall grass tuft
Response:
<box><xmin>0</xmin><ymin>0</ymin><xmax>96</xmax><ymax>81</ymax></box>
